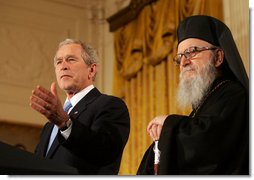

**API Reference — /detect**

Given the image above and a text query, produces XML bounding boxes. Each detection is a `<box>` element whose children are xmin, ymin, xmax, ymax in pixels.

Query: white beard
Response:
<box><xmin>176</xmin><ymin>58</ymin><xmax>218</xmax><ymax>109</ymax></box>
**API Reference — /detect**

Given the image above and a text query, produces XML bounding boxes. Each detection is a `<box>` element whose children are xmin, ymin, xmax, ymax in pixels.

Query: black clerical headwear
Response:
<box><xmin>177</xmin><ymin>15</ymin><xmax>249</xmax><ymax>91</ymax></box>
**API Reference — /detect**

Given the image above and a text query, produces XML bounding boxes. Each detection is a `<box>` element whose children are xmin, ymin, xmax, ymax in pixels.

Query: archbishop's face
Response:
<box><xmin>177</xmin><ymin>38</ymin><xmax>216</xmax><ymax>82</ymax></box>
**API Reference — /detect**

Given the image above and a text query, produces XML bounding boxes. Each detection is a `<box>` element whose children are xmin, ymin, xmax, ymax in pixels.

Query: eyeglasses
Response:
<box><xmin>173</xmin><ymin>46</ymin><xmax>218</xmax><ymax>66</ymax></box>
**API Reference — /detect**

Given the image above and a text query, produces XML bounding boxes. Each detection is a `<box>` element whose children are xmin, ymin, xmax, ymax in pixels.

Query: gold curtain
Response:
<box><xmin>113</xmin><ymin>0</ymin><xmax>223</xmax><ymax>175</ymax></box>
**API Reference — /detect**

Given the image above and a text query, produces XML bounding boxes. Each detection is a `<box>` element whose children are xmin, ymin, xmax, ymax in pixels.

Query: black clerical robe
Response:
<box><xmin>137</xmin><ymin>78</ymin><xmax>249</xmax><ymax>175</ymax></box>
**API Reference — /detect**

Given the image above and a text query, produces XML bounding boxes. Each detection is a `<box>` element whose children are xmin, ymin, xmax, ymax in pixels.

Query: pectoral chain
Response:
<box><xmin>191</xmin><ymin>80</ymin><xmax>231</xmax><ymax>118</ymax></box>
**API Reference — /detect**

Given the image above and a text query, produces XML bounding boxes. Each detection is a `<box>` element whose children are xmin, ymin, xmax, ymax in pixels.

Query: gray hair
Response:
<box><xmin>54</xmin><ymin>38</ymin><xmax>99</xmax><ymax>66</ymax></box>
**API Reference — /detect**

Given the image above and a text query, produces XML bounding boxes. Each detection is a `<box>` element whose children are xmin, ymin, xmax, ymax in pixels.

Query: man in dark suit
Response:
<box><xmin>30</xmin><ymin>39</ymin><xmax>130</xmax><ymax>174</ymax></box>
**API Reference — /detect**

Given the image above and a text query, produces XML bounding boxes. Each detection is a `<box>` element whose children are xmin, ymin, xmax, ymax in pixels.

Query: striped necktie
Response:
<box><xmin>63</xmin><ymin>100</ymin><xmax>72</xmax><ymax>113</ymax></box>
<box><xmin>46</xmin><ymin>100</ymin><xmax>72</xmax><ymax>155</ymax></box>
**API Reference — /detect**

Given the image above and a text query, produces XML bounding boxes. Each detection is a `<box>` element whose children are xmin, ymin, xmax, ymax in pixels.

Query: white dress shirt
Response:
<box><xmin>60</xmin><ymin>85</ymin><xmax>94</xmax><ymax>139</ymax></box>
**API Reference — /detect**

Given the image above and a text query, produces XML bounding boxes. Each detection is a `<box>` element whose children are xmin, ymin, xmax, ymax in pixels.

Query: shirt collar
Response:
<box><xmin>65</xmin><ymin>85</ymin><xmax>94</xmax><ymax>110</ymax></box>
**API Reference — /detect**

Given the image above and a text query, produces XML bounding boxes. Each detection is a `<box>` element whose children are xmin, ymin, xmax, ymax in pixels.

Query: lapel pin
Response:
<box><xmin>74</xmin><ymin>111</ymin><xmax>78</xmax><ymax>114</ymax></box>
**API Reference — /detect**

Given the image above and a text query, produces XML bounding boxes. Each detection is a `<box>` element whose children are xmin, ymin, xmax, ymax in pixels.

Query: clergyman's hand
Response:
<box><xmin>147</xmin><ymin>115</ymin><xmax>168</xmax><ymax>141</ymax></box>
<box><xmin>30</xmin><ymin>82</ymin><xmax>68</xmax><ymax>129</ymax></box>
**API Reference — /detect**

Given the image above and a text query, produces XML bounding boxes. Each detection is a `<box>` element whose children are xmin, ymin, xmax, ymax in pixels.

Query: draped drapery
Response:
<box><xmin>113</xmin><ymin>0</ymin><xmax>224</xmax><ymax>175</ymax></box>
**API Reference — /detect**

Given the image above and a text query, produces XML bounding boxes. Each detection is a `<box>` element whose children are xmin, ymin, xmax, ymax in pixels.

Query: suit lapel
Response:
<box><xmin>45</xmin><ymin>130</ymin><xmax>61</xmax><ymax>158</ymax></box>
<box><xmin>36</xmin><ymin>123</ymin><xmax>55</xmax><ymax>157</ymax></box>
<box><xmin>37</xmin><ymin>122</ymin><xmax>54</xmax><ymax>157</ymax></box>
<box><xmin>69</xmin><ymin>88</ymin><xmax>101</xmax><ymax>119</ymax></box>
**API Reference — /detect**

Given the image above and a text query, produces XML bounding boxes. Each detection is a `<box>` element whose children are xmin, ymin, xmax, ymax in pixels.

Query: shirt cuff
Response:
<box><xmin>60</xmin><ymin>120</ymin><xmax>72</xmax><ymax>139</ymax></box>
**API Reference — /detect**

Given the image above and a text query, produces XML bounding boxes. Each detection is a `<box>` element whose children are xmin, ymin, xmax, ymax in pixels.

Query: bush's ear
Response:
<box><xmin>215</xmin><ymin>49</ymin><xmax>224</xmax><ymax>67</ymax></box>
<box><xmin>88</xmin><ymin>63</ymin><xmax>97</xmax><ymax>80</ymax></box>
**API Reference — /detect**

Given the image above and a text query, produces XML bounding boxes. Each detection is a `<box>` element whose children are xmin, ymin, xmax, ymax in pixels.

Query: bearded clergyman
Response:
<box><xmin>137</xmin><ymin>15</ymin><xmax>249</xmax><ymax>175</ymax></box>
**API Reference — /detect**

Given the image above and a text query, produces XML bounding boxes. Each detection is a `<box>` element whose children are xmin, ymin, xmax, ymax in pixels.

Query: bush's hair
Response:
<box><xmin>54</xmin><ymin>38</ymin><xmax>99</xmax><ymax>66</ymax></box>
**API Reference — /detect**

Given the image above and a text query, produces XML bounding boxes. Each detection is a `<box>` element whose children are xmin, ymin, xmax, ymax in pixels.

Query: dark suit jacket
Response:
<box><xmin>35</xmin><ymin>88</ymin><xmax>130</xmax><ymax>175</ymax></box>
